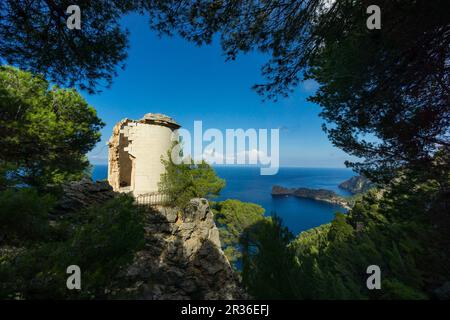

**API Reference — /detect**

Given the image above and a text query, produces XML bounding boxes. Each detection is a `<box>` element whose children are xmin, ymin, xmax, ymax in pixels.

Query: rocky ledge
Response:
<box><xmin>271</xmin><ymin>185</ymin><xmax>350</xmax><ymax>210</ymax></box>
<box><xmin>53</xmin><ymin>179</ymin><xmax>245</xmax><ymax>300</ymax></box>
<box><xmin>116</xmin><ymin>198</ymin><xmax>245</xmax><ymax>300</ymax></box>
<box><xmin>52</xmin><ymin>178</ymin><xmax>115</xmax><ymax>216</ymax></box>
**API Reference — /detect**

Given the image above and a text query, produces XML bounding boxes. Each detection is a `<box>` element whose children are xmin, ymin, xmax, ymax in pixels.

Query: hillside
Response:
<box><xmin>339</xmin><ymin>176</ymin><xmax>373</xmax><ymax>194</ymax></box>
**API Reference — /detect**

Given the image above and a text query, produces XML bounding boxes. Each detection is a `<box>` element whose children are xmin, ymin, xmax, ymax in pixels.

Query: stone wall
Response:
<box><xmin>108</xmin><ymin>118</ymin><xmax>132</xmax><ymax>191</ymax></box>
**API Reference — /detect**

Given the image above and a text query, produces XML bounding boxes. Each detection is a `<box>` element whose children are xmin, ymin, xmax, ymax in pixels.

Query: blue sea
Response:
<box><xmin>92</xmin><ymin>165</ymin><xmax>354</xmax><ymax>235</ymax></box>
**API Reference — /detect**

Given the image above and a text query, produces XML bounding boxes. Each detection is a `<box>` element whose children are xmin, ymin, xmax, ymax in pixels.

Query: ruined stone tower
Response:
<box><xmin>108</xmin><ymin>113</ymin><xmax>180</xmax><ymax>196</ymax></box>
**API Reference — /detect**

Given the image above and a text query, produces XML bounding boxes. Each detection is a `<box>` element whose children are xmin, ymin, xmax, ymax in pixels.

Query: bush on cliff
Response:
<box><xmin>212</xmin><ymin>199</ymin><xmax>266</xmax><ymax>264</ymax></box>
<box><xmin>159</xmin><ymin>154</ymin><xmax>225</xmax><ymax>208</ymax></box>
<box><xmin>0</xmin><ymin>188</ymin><xmax>54</xmax><ymax>245</ymax></box>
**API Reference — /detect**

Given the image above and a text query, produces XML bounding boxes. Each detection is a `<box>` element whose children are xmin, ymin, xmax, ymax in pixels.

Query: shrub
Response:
<box><xmin>0</xmin><ymin>194</ymin><xmax>145</xmax><ymax>299</ymax></box>
<box><xmin>159</xmin><ymin>155</ymin><xmax>225</xmax><ymax>208</ymax></box>
<box><xmin>212</xmin><ymin>199</ymin><xmax>265</xmax><ymax>264</ymax></box>
<box><xmin>0</xmin><ymin>188</ymin><xmax>54</xmax><ymax>244</ymax></box>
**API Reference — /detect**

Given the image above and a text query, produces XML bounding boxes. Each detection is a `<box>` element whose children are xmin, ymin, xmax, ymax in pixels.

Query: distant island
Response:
<box><xmin>271</xmin><ymin>176</ymin><xmax>374</xmax><ymax>210</ymax></box>
<box><xmin>271</xmin><ymin>185</ymin><xmax>351</xmax><ymax>210</ymax></box>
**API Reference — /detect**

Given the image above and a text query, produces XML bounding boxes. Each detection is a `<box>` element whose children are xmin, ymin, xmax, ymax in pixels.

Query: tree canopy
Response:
<box><xmin>159</xmin><ymin>152</ymin><xmax>226</xmax><ymax>208</ymax></box>
<box><xmin>239</xmin><ymin>179</ymin><xmax>450</xmax><ymax>299</ymax></box>
<box><xmin>240</xmin><ymin>214</ymin><xmax>295</xmax><ymax>299</ymax></box>
<box><xmin>212</xmin><ymin>199</ymin><xmax>266</xmax><ymax>264</ymax></box>
<box><xmin>306</xmin><ymin>1</ymin><xmax>450</xmax><ymax>181</ymax></box>
<box><xmin>0</xmin><ymin>66</ymin><xmax>104</xmax><ymax>188</ymax></box>
<box><xmin>143</xmin><ymin>0</ymin><xmax>450</xmax><ymax>181</ymax></box>
<box><xmin>0</xmin><ymin>0</ymin><xmax>136</xmax><ymax>93</ymax></box>
<box><xmin>1</xmin><ymin>1</ymin><xmax>447</xmax><ymax>180</ymax></box>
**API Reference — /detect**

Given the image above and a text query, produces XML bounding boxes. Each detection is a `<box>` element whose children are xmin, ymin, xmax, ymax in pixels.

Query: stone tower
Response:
<box><xmin>108</xmin><ymin>113</ymin><xmax>180</xmax><ymax>196</ymax></box>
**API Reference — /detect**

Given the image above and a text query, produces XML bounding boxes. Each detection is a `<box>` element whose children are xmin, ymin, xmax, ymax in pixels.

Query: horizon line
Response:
<box><xmin>91</xmin><ymin>163</ymin><xmax>353</xmax><ymax>170</ymax></box>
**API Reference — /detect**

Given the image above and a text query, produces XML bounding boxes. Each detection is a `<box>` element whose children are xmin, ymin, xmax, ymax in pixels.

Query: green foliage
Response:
<box><xmin>1</xmin><ymin>2</ymin><xmax>447</xmax><ymax>181</ymax></box>
<box><xmin>0</xmin><ymin>193</ymin><xmax>145</xmax><ymax>299</ymax></box>
<box><xmin>0</xmin><ymin>1</ymin><xmax>447</xmax><ymax>301</ymax></box>
<box><xmin>328</xmin><ymin>212</ymin><xmax>354</xmax><ymax>242</ymax></box>
<box><xmin>159</xmin><ymin>154</ymin><xmax>225</xmax><ymax>208</ymax></box>
<box><xmin>306</xmin><ymin>0</ymin><xmax>449</xmax><ymax>181</ymax></box>
<box><xmin>0</xmin><ymin>188</ymin><xmax>54</xmax><ymax>245</ymax></box>
<box><xmin>380</xmin><ymin>279</ymin><xmax>428</xmax><ymax>300</ymax></box>
<box><xmin>212</xmin><ymin>199</ymin><xmax>265</xmax><ymax>264</ymax></box>
<box><xmin>58</xmin><ymin>195</ymin><xmax>145</xmax><ymax>298</ymax></box>
<box><xmin>288</xmin><ymin>180</ymin><xmax>450</xmax><ymax>299</ymax></box>
<box><xmin>0</xmin><ymin>66</ymin><xmax>104</xmax><ymax>188</ymax></box>
<box><xmin>143</xmin><ymin>0</ymin><xmax>449</xmax><ymax>182</ymax></box>
<box><xmin>0</xmin><ymin>1</ymin><xmax>137</xmax><ymax>93</ymax></box>
<box><xmin>212</xmin><ymin>199</ymin><xmax>300</xmax><ymax>299</ymax></box>
<box><xmin>240</xmin><ymin>214</ymin><xmax>295</xmax><ymax>299</ymax></box>
<box><xmin>234</xmin><ymin>176</ymin><xmax>450</xmax><ymax>300</ymax></box>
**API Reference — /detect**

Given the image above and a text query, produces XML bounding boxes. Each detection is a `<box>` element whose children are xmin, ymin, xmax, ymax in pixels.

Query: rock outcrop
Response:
<box><xmin>52</xmin><ymin>178</ymin><xmax>115</xmax><ymax>215</ymax></box>
<box><xmin>339</xmin><ymin>175</ymin><xmax>373</xmax><ymax>194</ymax></box>
<box><xmin>272</xmin><ymin>185</ymin><xmax>350</xmax><ymax>209</ymax></box>
<box><xmin>53</xmin><ymin>179</ymin><xmax>243</xmax><ymax>299</ymax></box>
<box><xmin>115</xmin><ymin>198</ymin><xmax>245</xmax><ymax>300</ymax></box>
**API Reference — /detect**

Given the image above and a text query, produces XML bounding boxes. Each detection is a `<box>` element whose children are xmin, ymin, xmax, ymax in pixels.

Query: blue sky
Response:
<box><xmin>86</xmin><ymin>13</ymin><xmax>353</xmax><ymax>168</ymax></box>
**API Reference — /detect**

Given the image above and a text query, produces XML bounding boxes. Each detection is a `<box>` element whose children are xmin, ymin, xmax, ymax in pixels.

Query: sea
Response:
<box><xmin>92</xmin><ymin>165</ymin><xmax>354</xmax><ymax>235</ymax></box>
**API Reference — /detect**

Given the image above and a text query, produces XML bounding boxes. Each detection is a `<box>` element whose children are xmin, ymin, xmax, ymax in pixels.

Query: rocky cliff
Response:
<box><xmin>52</xmin><ymin>178</ymin><xmax>115</xmax><ymax>216</ymax></box>
<box><xmin>116</xmin><ymin>198</ymin><xmax>245</xmax><ymax>299</ymax></box>
<box><xmin>54</xmin><ymin>179</ymin><xmax>244</xmax><ymax>300</ymax></box>
<box><xmin>338</xmin><ymin>175</ymin><xmax>373</xmax><ymax>194</ymax></box>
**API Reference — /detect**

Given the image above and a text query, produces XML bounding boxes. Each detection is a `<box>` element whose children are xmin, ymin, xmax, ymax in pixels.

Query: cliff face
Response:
<box><xmin>54</xmin><ymin>180</ymin><xmax>244</xmax><ymax>300</ymax></box>
<box><xmin>118</xmin><ymin>198</ymin><xmax>244</xmax><ymax>300</ymax></box>
<box><xmin>338</xmin><ymin>176</ymin><xmax>373</xmax><ymax>194</ymax></box>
